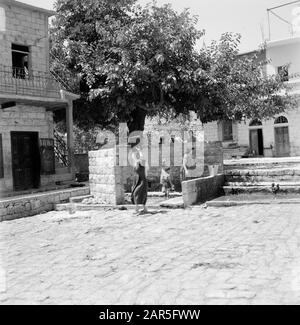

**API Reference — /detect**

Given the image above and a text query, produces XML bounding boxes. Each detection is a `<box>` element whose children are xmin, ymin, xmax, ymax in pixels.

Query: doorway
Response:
<box><xmin>11</xmin><ymin>132</ymin><xmax>40</xmax><ymax>191</ymax></box>
<box><xmin>275</xmin><ymin>126</ymin><xmax>290</xmax><ymax>157</ymax></box>
<box><xmin>274</xmin><ymin>116</ymin><xmax>290</xmax><ymax>157</ymax></box>
<box><xmin>249</xmin><ymin>129</ymin><xmax>264</xmax><ymax>156</ymax></box>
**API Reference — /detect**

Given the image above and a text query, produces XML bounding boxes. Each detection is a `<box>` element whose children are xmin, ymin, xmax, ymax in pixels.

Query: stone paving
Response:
<box><xmin>1</xmin><ymin>204</ymin><xmax>300</xmax><ymax>305</ymax></box>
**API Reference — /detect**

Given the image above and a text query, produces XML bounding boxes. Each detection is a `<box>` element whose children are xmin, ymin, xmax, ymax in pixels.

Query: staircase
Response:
<box><xmin>50</xmin><ymin>53</ymin><xmax>80</xmax><ymax>94</ymax></box>
<box><xmin>223</xmin><ymin>157</ymin><xmax>300</xmax><ymax>196</ymax></box>
<box><xmin>54</xmin><ymin>129</ymin><xmax>69</xmax><ymax>168</ymax></box>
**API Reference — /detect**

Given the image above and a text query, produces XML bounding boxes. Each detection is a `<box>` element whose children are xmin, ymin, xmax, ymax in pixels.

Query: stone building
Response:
<box><xmin>203</xmin><ymin>35</ymin><xmax>300</xmax><ymax>159</ymax></box>
<box><xmin>0</xmin><ymin>0</ymin><xmax>78</xmax><ymax>196</ymax></box>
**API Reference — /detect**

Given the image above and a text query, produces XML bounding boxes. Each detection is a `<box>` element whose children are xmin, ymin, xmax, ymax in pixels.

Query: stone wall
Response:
<box><xmin>182</xmin><ymin>174</ymin><xmax>225</xmax><ymax>207</ymax></box>
<box><xmin>0</xmin><ymin>186</ymin><xmax>90</xmax><ymax>222</ymax></box>
<box><xmin>89</xmin><ymin>148</ymin><xmax>124</xmax><ymax>205</ymax></box>
<box><xmin>0</xmin><ymin>1</ymin><xmax>49</xmax><ymax>72</ymax></box>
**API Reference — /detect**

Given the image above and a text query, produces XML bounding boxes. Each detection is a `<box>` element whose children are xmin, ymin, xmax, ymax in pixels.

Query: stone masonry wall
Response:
<box><xmin>0</xmin><ymin>1</ymin><xmax>49</xmax><ymax>72</ymax></box>
<box><xmin>0</xmin><ymin>186</ymin><xmax>90</xmax><ymax>222</ymax></box>
<box><xmin>89</xmin><ymin>148</ymin><xmax>124</xmax><ymax>205</ymax></box>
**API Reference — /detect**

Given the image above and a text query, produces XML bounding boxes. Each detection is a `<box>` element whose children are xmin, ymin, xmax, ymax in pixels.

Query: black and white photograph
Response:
<box><xmin>0</xmin><ymin>0</ymin><xmax>300</xmax><ymax>309</ymax></box>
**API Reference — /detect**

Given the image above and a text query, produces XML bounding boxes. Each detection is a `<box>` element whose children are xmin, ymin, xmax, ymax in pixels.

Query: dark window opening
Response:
<box><xmin>278</xmin><ymin>66</ymin><xmax>289</xmax><ymax>82</ymax></box>
<box><xmin>1</xmin><ymin>101</ymin><xmax>16</xmax><ymax>109</ymax></box>
<box><xmin>223</xmin><ymin>120</ymin><xmax>233</xmax><ymax>141</ymax></box>
<box><xmin>12</xmin><ymin>44</ymin><xmax>30</xmax><ymax>79</ymax></box>
<box><xmin>0</xmin><ymin>134</ymin><xmax>4</xmax><ymax>179</ymax></box>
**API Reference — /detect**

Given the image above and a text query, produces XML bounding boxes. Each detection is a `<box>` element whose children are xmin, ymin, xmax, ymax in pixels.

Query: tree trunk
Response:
<box><xmin>127</xmin><ymin>107</ymin><xmax>147</xmax><ymax>134</ymax></box>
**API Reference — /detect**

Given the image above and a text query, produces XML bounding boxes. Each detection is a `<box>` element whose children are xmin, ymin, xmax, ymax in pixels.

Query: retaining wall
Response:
<box><xmin>182</xmin><ymin>174</ymin><xmax>225</xmax><ymax>207</ymax></box>
<box><xmin>0</xmin><ymin>186</ymin><xmax>90</xmax><ymax>222</ymax></box>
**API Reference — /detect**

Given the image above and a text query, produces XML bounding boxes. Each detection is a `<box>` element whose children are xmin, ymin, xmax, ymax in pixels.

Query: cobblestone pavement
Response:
<box><xmin>1</xmin><ymin>204</ymin><xmax>300</xmax><ymax>305</ymax></box>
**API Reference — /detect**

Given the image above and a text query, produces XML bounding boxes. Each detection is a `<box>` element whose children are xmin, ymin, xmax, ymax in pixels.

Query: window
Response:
<box><xmin>222</xmin><ymin>120</ymin><xmax>233</xmax><ymax>141</ymax></box>
<box><xmin>12</xmin><ymin>44</ymin><xmax>30</xmax><ymax>79</ymax></box>
<box><xmin>0</xmin><ymin>134</ymin><xmax>3</xmax><ymax>178</ymax></box>
<box><xmin>249</xmin><ymin>119</ymin><xmax>262</xmax><ymax>127</ymax></box>
<box><xmin>1</xmin><ymin>101</ymin><xmax>16</xmax><ymax>109</ymax></box>
<box><xmin>275</xmin><ymin>116</ymin><xmax>288</xmax><ymax>124</ymax></box>
<box><xmin>277</xmin><ymin>65</ymin><xmax>289</xmax><ymax>82</ymax></box>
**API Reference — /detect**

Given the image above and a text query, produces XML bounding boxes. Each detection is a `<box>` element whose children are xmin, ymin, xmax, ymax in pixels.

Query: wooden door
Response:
<box><xmin>250</xmin><ymin>130</ymin><xmax>258</xmax><ymax>156</ymax></box>
<box><xmin>11</xmin><ymin>132</ymin><xmax>40</xmax><ymax>191</ymax></box>
<box><xmin>250</xmin><ymin>129</ymin><xmax>264</xmax><ymax>156</ymax></box>
<box><xmin>275</xmin><ymin>127</ymin><xmax>290</xmax><ymax>157</ymax></box>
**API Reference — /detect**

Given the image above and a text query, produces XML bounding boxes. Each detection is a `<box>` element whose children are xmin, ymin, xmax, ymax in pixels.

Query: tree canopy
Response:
<box><xmin>50</xmin><ymin>0</ymin><xmax>294</xmax><ymax>132</ymax></box>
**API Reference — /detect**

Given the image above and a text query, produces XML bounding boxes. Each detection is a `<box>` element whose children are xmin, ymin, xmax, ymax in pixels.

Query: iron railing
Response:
<box><xmin>0</xmin><ymin>65</ymin><xmax>63</xmax><ymax>99</ymax></box>
<box><xmin>54</xmin><ymin>129</ymin><xmax>69</xmax><ymax>167</ymax></box>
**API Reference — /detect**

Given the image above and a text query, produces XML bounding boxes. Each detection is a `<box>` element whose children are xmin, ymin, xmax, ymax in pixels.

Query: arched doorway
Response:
<box><xmin>274</xmin><ymin>116</ymin><xmax>290</xmax><ymax>157</ymax></box>
<box><xmin>249</xmin><ymin>119</ymin><xmax>264</xmax><ymax>156</ymax></box>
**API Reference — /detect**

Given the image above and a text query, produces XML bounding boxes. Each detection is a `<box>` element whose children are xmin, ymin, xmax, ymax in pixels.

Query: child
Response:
<box><xmin>160</xmin><ymin>163</ymin><xmax>175</xmax><ymax>198</ymax></box>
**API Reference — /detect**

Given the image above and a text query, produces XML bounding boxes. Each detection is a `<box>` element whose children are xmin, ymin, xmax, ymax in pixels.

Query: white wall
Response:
<box><xmin>266</xmin><ymin>37</ymin><xmax>300</xmax><ymax>77</ymax></box>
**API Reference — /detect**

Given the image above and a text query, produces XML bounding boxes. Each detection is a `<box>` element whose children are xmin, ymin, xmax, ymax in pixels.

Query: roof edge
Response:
<box><xmin>0</xmin><ymin>0</ymin><xmax>56</xmax><ymax>16</ymax></box>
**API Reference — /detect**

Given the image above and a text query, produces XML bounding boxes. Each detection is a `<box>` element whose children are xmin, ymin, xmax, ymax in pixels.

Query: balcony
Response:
<box><xmin>0</xmin><ymin>65</ymin><xmax>69</xmax><ymax>108</ymax></box>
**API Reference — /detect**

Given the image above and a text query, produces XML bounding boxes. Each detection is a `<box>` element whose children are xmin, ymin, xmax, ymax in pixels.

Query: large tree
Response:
<box><xmin>50</xmin><ymin>0</ymin><xmax>294</xmax><ymax>133</ymax></box>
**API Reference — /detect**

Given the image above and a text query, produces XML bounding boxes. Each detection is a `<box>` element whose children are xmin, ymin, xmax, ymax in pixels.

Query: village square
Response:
<box><xmin>0</xmin><ymin>0</ymin><xmax>300</xmax><ymax>305</ymax></box>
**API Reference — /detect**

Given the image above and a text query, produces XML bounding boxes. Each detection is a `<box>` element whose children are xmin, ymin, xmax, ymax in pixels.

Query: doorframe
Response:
<box><xmin>249</xmin><ymin>126</ymin><xmax>264</xmax><ymax>157</ymax></box>
<box><xmin>11</xmin><ymin>131</ymin><xmax>41</xmax><ymax>191</ymax></box>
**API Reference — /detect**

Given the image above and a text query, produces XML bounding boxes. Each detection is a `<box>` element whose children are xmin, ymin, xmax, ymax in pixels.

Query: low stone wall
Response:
<box><xmin>0</xmin><ymin>186</ymin><xmax>90</xmax><ymax>222</ymax></box>
<box><xmin>182</xmin><ymin>174</ymin><xmax>225</xmax><ymax>207</ymax></box>
<box><xmin>89</xmin><ymin>148</ymin><xmax>124</xmax><ymax>204</ymax></box>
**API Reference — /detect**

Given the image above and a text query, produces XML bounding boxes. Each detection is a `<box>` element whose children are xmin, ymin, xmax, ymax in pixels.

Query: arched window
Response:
<box><xmin>274</xmin><ymin>116</ymin><xmax>288</xmax><ymax>124</ymax></box>
<box><xmin>249</xmin><ymin>119</ymin><xmax>262</xmax><ymax>127</ymax></box>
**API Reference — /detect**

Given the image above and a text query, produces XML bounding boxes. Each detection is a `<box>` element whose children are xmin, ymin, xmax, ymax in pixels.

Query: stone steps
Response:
<box><xmin>224</xmin><ymin>164</ymin><xmax>300</xmax><ymax>171</ymax></box>
<box><xmin>225</xmin><ymin>174</ymin><xmax>300</xmax><ymax>183</ymax></box>
<box><xmin>226</xmin><ymin>181</ymin><xmax>300</xmax><ymax>187</ymax></box>
<box><xmin>223</xmin><ymin>157</ymin><xmax>300</xmax><ymax>197</ymax></box>
<box><xmin>223</xmin><ymin>184</ymin><xmax>300</xmax><ymax>195</ymax></box>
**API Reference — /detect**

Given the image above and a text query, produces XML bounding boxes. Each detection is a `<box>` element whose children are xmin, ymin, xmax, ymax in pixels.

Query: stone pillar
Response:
<box><xmin>89</xmin><ymin>147</ymin><xmax>124</xmax><ymax>205</ymax></box>
<box><xmin>60</xmin><ymin>90</ymin><xmax>80</xmax><ymax>178</ymax></box>
<box><xmin>66</xmin><ymin>99</ymin><xmax>75</xmax><ymax>177</ymax></box>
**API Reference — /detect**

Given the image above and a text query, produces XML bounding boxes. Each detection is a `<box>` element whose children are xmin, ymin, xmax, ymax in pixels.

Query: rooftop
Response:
<box><xmin>0</xmin><ymin>0</ymin><xmax>56</xmax><ymax>16</ymax></box>
<box><xmin>266</xmin><ymin>35</ymin><xmax>300</xmax><ymax>48</ymax></box>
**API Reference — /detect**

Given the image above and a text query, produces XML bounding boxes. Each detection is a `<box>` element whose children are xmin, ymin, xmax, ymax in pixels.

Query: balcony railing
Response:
<box><xmin>0</xmin><ymin>65</ymin><xmax>63</xmax><ymax>99</ymax></box>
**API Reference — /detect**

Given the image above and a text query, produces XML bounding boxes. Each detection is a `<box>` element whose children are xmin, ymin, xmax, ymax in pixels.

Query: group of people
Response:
<box><xmin>130</xmin><ymin>143</ymin><xmax>196</xmax><ymax>215</ymax></box>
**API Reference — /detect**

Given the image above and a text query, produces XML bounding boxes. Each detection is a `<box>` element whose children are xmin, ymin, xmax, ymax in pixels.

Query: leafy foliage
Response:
<box><xmin>50</xmin><ymin>0</ymin><xmax>294</xmax><ymax>132</ymax></box>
